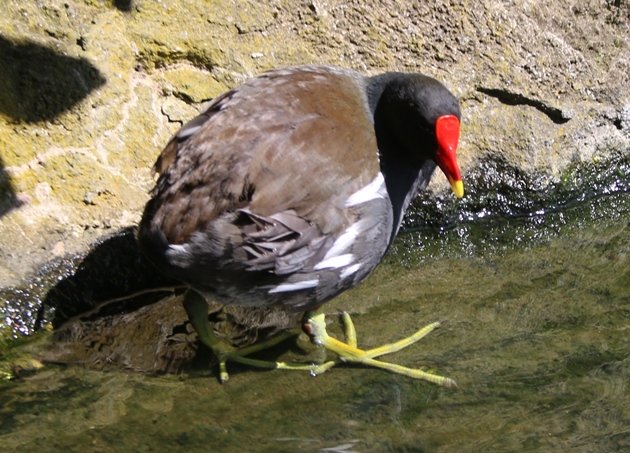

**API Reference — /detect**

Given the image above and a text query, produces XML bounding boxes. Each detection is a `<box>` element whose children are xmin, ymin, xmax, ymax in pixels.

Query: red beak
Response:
<box><xmin>434</xmin><ymin>114</ymin><xmax>464</xmax><ymax>198</ymax></box>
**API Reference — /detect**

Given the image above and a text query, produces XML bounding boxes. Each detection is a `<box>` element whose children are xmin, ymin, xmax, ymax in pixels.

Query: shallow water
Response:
<box><xmin>0</xmin><ymin>183</ymin><xmax>628</xmax><ymax>451</ymax></box>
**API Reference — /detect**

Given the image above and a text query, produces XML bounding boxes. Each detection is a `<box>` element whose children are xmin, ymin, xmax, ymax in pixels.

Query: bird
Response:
<box><xmin>138</xmin><ymin>65</ymin><xmax>463</xmax><ymax>386</ymax></box>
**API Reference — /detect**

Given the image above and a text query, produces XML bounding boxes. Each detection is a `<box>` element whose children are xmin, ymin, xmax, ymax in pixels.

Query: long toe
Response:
<box><xmin>305</xmin><ymin>311</ymin><xmax>456</xmax><ymax>387</ymax></box>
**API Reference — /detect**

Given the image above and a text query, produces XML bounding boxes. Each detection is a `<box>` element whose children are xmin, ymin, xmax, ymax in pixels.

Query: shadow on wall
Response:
<box><xmin>0</xmin><ymin>155</ymin><xmax>23</xmax><ymax>217</ymax></box>
<box><xmin>0</xmin><ymin>35</ymin><xmax>106</xmax><ymax>122</ymax></box>
<box><xmin>0</xmin><ymin>35</ymin><xmax>106</xmax><ymax>217</ymax></box>
<box><xmin>113</xmin><ymin>0</ymin><xmax>135</xmax><ymax>12</ymax></box>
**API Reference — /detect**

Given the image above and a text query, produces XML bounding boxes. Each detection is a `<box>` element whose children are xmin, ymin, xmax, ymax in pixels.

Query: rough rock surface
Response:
<box><xmin>0</xmin><ymin>1</ymin><xmax>628</xmax><ymax>311</ymax></box>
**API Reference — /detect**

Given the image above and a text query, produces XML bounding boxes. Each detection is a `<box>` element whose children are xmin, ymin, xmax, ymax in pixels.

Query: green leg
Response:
<box><xmin>303</xmin><ymin>310</ymin><xmax>457</xmax><ymax>387</ymax></box>
<box><xmin>184</xmin><ymin>291</ymin><xmax>455</xmax><ymax>386</ymax></box>
<box><xmin>183</xmin><ymin>290</ymin><xmax>233</xmax><ymax>381</ymax></box>
<box><xmin>183</xmin><ymin>291</ymin><xmax>335</xmax><ymax>382</ymax></box>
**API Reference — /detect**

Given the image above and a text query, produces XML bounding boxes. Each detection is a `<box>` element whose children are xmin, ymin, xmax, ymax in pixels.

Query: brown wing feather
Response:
<box><xmin>152</xmin><ymin>89</ymin><xmax>238</xmax><ymax>178</ymax></box>
<box><xmin>141</xmin><ymin>67</ymin><xmax>383</xmax><ymax>295</ymax></box>
<box><xmin>149</xmin><ymin>67</ymin><xmax>378</xmax><ymax>243</ymax></box>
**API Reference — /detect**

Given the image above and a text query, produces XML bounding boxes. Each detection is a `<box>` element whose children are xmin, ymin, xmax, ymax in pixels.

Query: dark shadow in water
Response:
<box><xmin>38</xmin><ymin>227</ymin><xmax>178</xmax><ymax>330</ymax></box>
<box><xmin>0</xmin><ymin>154</ymin><xmax>24</xmax><ymax>217</ymax></box>
<box><xmin>0</xmin><ymin>35</ymin><xmax>106</xmax><ymax>122</ymax></box>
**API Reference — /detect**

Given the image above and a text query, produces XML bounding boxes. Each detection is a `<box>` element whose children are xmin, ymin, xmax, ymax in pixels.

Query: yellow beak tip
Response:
<box><xmin>451</xmin><ymin>180</ymin><xmax>464</xmax><ymax>198</ymax></box>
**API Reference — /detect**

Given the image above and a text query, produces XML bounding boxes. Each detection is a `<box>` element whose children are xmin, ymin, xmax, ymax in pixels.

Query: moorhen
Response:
<box><xmin>138</xmin><ymin>65</ymin><xmax>463</xmax><ymax>386</ymax></box>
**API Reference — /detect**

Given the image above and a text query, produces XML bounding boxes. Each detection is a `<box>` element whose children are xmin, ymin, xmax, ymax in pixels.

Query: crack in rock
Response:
<box><xmin>477</xmin><ymin>87</ymin><xmax>572</xmax><ymax>124</ymax></box>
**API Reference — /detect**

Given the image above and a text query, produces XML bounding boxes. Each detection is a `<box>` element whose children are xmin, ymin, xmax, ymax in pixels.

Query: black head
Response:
<box><xmin>368</xmin><ymin>72</ymin><xmax>463</xmax><ymax>197</ymax></box>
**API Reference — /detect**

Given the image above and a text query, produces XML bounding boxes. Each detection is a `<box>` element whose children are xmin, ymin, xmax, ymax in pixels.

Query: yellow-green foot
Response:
<box><xmin>183</xmin><ymin>291</ymin><xmax>335</xmax><ymax>382</ymax></box>
<box><xmin>302</xmin><ymin>311</ymin><xmax>457</xmax><ymax>388</ymax></box>
<box><xmin>183</xmin><ymin>290</ymin><xmax>455</xmax><ymax>386</ymax></box>
<box><xmin>211</xmin><ymin>331</ymin><xmax>340</xmax><ymax>382</ymax></box>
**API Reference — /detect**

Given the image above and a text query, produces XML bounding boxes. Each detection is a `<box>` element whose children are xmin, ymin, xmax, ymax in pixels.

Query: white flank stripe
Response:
<box><xmin>178</xmin><ymin>125</ymin><xmax>202</xmax><ymax>139</ymax></box>
<box><xmin>323</xmin><ymin>222</ymin><xmax>361</xmax><ymax>260</ymax></box>
<box><xmin>313</xmin><ymin>253</ymin><xmax>354</xmax><ymax>270</ymax></box>
<box><xmin>167</xmin><ymin>244</ymin><xmax>190</xmax><ymax>256</ymax></box>
<box><xmin>340</xmin><ymin>263</ymin><xmax>362</xmax><ymax>280</ymax></box>
<box><xmin>345</xmin><ymin>173</ymin><xmax>385</xmax><ymax>207</ymax></box>
<box><xmin>268</xmin><ymin>279</ymin><xmax>319</xmax><ymax>294</ymax></box>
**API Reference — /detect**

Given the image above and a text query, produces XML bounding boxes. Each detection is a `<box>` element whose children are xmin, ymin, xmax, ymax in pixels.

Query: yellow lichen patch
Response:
<box><xmin>106</xmin><ymin>79</ymin><xmax>178</xmax><ymax>180</ymax></box>
<box><xmin>160</xmin><ymin>96</ymin><xmax>200</xmax><ymax>125</ymax></box>
<box><xmin>17</xmin><ymin>151</ymin><xmax>144</xmax><ymax>218</ymax></box>
<box><xmin>228</xmin><ymin>0</ymin><xmax>279</xmax><ymax>34</ymax></box>
<box><xmin>158</xmin><ymin>66</ymin><xmax>228</xmax><ymax>103</ymax></box>
<box><xmin>127</xmin><ymin>1</ymin><xmax>233</xmax><ymax>71</ymax></box>
<box><xmin>0</xmin><ymin>124</ymin><xmax>43</xmax><ymax>167</ymax></box>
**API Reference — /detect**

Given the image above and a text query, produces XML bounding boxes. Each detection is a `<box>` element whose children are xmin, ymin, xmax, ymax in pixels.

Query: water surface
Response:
<box><xmin>0</xmin><ymin>182</ymin><xmax>628</xmax><ymax>452</ymax></box>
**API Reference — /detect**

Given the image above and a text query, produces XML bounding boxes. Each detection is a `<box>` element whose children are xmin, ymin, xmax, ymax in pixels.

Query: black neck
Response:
<box><xmin>366</xmin><ymin>72</ymin><xmax>444</xmax><ymax>240</ymax></box>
